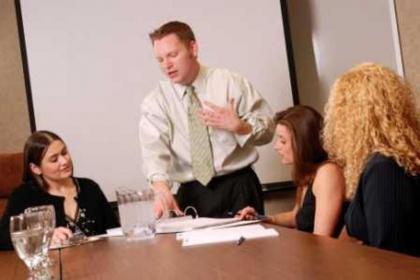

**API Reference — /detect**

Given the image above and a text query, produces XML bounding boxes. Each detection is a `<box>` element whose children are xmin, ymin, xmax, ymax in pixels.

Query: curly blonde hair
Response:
<box><xmin>323</xmin><ymin>63</ymin><xmax>420</xmax><ymax>199</ymax></box>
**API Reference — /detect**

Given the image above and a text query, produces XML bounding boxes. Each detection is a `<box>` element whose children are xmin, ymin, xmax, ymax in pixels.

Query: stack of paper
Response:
<box><xmin>177</xmin><ymin>224</ymin><xmax>278</xmax><ymax>247</ymax></box>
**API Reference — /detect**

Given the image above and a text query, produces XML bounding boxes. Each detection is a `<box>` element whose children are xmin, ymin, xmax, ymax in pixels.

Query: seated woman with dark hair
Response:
<box><xmin>323</xmin><ymin>63</ymin><xmax>420</xmax><ymax>256</ymax></box>
<box><xmin>239</xmin><ymin>105</ymin><xmax>346</xmax><ymax>237</ymax></box>
<box><xmin>0</xmin><ymin>131</ymin><xmax>119</xmax><ymax>250</ymax></box>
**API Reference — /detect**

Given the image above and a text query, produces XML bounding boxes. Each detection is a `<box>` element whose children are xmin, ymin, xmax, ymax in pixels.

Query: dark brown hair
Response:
<box><xmin>149</xmin><ymin>21</ymin><xmax>196</xmax><ymax>46</ymax></box>
<box><xmin>274</xmin><ymin>105</ymin><xmax>327</xmax><ymax>187</ymax></box>
<box><xmin>22</xmin><ymin>130</ymin><xmax>63</xmax><ymax>189</ymax></box>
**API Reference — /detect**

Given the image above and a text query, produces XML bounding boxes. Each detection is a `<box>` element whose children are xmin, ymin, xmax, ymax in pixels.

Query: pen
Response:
<box><xmin>233</xmin><ymin>210</ymin><xmax>268</xmax><ymax>221</ymax></box>
<box><xmin>237</xmin><ymin>236</ymin><xmax>245</xmax><ymax>246</ymax></box>
<box><xmin>255</xmin><ymin>214</ymin><xmax>269</xmax><ymax>221</ymax></box>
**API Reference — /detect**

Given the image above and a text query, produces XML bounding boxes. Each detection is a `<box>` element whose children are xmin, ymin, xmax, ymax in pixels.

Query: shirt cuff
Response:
<box><xmin>148</xmin><ymin>173</ymin><xmax>172</xmax><ymax>189</ymax></box>
<box><xmin>235</xmin><ymin>114</ymin><xmax>258</xmax><ymax>147</ymax></box>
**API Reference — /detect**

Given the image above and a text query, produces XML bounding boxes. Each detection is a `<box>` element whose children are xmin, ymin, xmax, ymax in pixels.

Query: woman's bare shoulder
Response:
<box><xmin>312</xmin><ymin>162</ymin><xmax>345</xmax><ymax>195</ymax></box>
<box><xmin>316</xmin><ymin>162</ymin><xmax>342</xmax><ymax>176</ymax></box>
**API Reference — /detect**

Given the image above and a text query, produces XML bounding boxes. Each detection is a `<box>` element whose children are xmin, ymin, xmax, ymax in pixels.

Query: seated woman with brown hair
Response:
<box><xmin>323</xmin><ymin>63</ymin><xmax>420</xmax><ymax>256</ymax></box>
<box><xmin>0</xmin><ymin>131</ymin><xmax>119</xmax><ymax>250</ymax></box>
<box><xmin>239</xmin><ymin>105</ymin><xmax>346</xmax><ymax>237</ymax></box>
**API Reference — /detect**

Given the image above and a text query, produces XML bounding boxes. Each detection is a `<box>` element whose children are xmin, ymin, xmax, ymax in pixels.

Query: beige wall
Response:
<box><xmin>286</xmin><ymin>0</ymin><xmax>324</xmax><ymax>112</ymax></box>
<box><xmin>395</xmin><ymin>0</ymin><xmax>420</xmax><ymax>101</ymax></box>
<box><xmin>287</xmin><ymin>0</ymin><xmax>403</xmax><ymax>113</ymax></box>
<box><xmin>0</xmin><ymin>0</ymin><xmax>30</xmax><ymax>153</ymax></box>
<box><xmin>0</xmin><ymin>0</ymin><xmax>419</xmax><ymax>152</ymax></box>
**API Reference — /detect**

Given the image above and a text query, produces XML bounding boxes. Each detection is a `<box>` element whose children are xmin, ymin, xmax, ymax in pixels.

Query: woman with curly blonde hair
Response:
<box><xmin>323</xmin><ymin>63</ymin><xmax>420</xmax><ymax>256</ymax></box>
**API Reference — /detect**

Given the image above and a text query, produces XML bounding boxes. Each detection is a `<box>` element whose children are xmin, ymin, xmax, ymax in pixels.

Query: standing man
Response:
<box><xmin>139</xmin><ymin>21</ymin><xmax>274</xmax><ymax>218</ymax></box>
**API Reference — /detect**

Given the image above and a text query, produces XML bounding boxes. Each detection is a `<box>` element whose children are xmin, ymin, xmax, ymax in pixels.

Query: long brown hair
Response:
<box><xmin>274</xmin><ymin>105</ymin><xmax>327</xmax><ymax>187</ymax></box>
<box><xmin>22</xmin><ymin>130</ymin><xmax>63</xmax><ymax>189</ymax></box>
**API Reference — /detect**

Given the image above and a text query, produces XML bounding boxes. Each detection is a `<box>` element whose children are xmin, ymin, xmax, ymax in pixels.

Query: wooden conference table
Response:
<box><xmin>0</xmin><ymin>250</ymin><xmax>60</xmax><ymax>279</ymax></box>
<box><xmin>2</xmin><ymin>225</ymin><xmax>420</xmax><ymax>279</ymax></box>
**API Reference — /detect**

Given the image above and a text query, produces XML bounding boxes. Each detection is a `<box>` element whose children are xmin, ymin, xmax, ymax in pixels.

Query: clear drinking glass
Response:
<box><xmin>25</xmin><ymin>205</ymin><xmax>56</xmax><ymax>267</ymax></box>
<box><xmin>10</xmin><ymin>212</ymin><xmax>50</xmax><ymax>279</ymax></box>
<box><xmin>116</xmin><ymin>188</ymin><xmax>156</xmax><ymax>240</ymax></box>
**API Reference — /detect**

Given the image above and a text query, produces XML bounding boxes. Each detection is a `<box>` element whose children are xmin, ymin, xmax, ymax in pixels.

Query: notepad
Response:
<box><xmin>49</xmin><ymin>235</ymin><xmax>106</xmax><ymax>250</ymax></box>
<box><xmin>178</xmin><ymin>224</ymin><xmax>279</xmax><ymax>247</ymax></box>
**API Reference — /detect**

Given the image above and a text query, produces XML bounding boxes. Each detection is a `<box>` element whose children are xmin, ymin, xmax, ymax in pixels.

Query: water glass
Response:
<box><xmin>10</xmin><ymin>212</ymin><xmax>51</xmax><ymax>279</ymax></box>
<box><xmin>25</xmin><ymin>205</ymin><xmax>56</xmax><ymax>266</ymax></box>
<box><xmin>116</xmin><ymin>188</ymin><xmax>156</xmax><ymax>240</ymax></box>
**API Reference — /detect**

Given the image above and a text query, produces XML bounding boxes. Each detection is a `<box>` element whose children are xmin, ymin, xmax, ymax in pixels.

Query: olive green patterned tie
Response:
<box><xmin>186</xmin><ymin>86</ymin><xmax>215</xmax><ymax>186</ymax></box>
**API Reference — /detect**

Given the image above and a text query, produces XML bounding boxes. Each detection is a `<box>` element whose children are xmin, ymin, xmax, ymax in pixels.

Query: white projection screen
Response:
<box><xmin>17</xmin><ymin>0</ymin><xmax>296</xmax><ymax>200</ymax></box>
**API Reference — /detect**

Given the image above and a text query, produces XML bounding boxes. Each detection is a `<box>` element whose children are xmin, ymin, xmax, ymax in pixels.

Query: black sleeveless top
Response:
<box><xmin>295</xmin><ymin>184</ymin><xmax>347</xmax><ymax>238</ymax></box>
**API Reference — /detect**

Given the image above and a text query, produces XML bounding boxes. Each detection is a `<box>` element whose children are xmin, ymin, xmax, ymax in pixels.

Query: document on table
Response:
<box><xmin>105</xmin><ymin>217</ymin><xmax>263</xmax><ymax>236</ymax></box>
<box><xmin>177</xmin><ymin>224</ymin><xmax>279</xmax><ymax>247</ymax></box>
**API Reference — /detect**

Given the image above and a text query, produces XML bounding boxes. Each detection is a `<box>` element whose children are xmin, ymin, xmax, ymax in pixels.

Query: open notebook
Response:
<box><xmin>156</xmin><ymin>216</ymin><xmax>241</xmax><ymax>233</ymax></box>
<box><xmin>105</xmin><ymin>216</ymin><xmax>261</xmax><ymax>236</ymax></box>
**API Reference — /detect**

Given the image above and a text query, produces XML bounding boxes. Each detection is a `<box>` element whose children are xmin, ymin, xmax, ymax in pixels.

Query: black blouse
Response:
<box><xmin>0</xmin><ymin>177</ymin><xmax>119</xmax><ymax>250</ymax></box>
<box><xmin>346</xmin><ymin>153</ymin><xmax>420</xmax><ymax>256</ymax></box>
<box><xmin>295</xmin><ymin>184</ymin><xmax>347</xmax><ymax>238</ymax></box>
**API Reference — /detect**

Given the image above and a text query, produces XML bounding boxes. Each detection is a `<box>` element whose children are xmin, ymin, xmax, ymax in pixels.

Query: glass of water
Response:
<box><xmin>116</xmin><ymin>188</ymin><xmax>156</xmax><ymax>240</ymax></box>
<box><xmin>10</xmin><ymin>212</ymin><xmax>49</xmax><ymax>279</ymax></box>
<box><xmin>25</xmin><ymin>205</ymin><xmax>56</xmax><ymax>267</ymax></box>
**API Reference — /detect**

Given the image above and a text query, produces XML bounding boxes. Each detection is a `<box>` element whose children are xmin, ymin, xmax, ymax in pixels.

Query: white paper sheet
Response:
<box><xmin>178</xmin><ymin>224</ymin><xmax>279</xmax><ymax>247</ymax></box>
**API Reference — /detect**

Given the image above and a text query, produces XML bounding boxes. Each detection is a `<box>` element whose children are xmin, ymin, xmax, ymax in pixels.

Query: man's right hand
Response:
<box><xmin>152</xmin><ymin>181</ymin><xmax>182</xmax><ymax>219</ymax></box>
